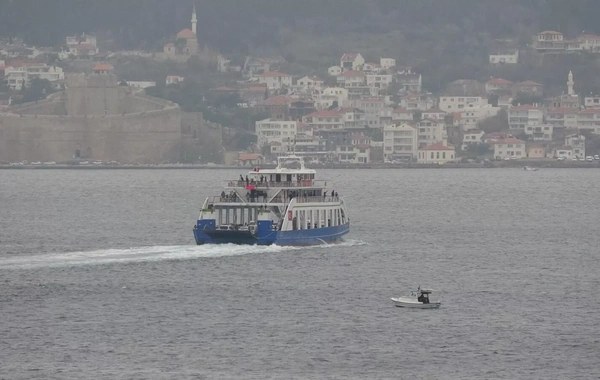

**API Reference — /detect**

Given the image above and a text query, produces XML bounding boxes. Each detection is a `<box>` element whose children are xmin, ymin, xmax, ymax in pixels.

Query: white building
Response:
<box><xmin>336</xmin><ymin>70</ymin><xmax>366</xmax><ymax>87</ymax></box>
<box><xmin>66</xmin><ymin>33</ymin><xmax>99</xmax><ymax>56</ymax></box>
<box><xmin>524</xmin><ymin>124</ymin><xmax>554</xmax><ymax>141</ymax></box>
<box><xmin>340</xmin><ymin>53</ymin><xmax>365</xmax><ymax>71</ymax></box>
<box><xmin>4</xmin><ymin>64</ymin><xmax>64</xmax><ymax>90</ymax></box>
<box><xmin>439</xmin><ymin>96</ymin><xmax>488</xmax><ymax>113</ymax></box>
<box><xmin>554</xmin><ymin>146</ymin><xmax>573</xmax><ymax>159</ymax></box>
<box><xmin>545</xmin><ymin>108</ymin><xmax>578</xmax><ymax>128</ymax></box>
<box><xmin>508</xmin><ymin>105</ymin><xmax>543</xmax><ymax>130</ymax></box>
<box><xmin>126</xmin><ymin>81</ymin><xmax>156</xmax><ymax>89</ymax></box>
<box><xmin>417</xmin><ymin>142</ymin><xmax>456</xmax><ymax>164</ymax></box>
<box><xmin>578</xmin><ymin>34</ymin><xmax>600</xmax><ymax>52</ymax></box>
<box><xmin>258</xmin><ymin>71</ymin><xmax>292</xmax><ymax>90</ymax></box>
<box><xmin>399</xmin><ymin>93</ymin><xmax>435</xmax><ymax>111</ymax></box>
<box><xmin>366</xmin><ymin>73</ymin><xmax>393</xmax><ymax>92</ymax></box>
<box><xmin>166</xmin><ymin>75</ymin><xmax>184</xmax><ymax>85</ymax></box>
<box><xmin>493</xmin><ymin>138</ymin><xmax>526</xmax><ymax>159</ymax></box>
<box><xmin>461</xmin><ymin>129</ymin><xmax>485</xmax><ymax>150</ymax></box>
<box><xmin>485</xmin><ymin>78</ymin><xmax>513</xmax><ymax>94</ymax></box>
<box><xmin>255</xmin><ymin>119</ymin><xmax>298</xmax><ymax>147</ymax></box>
<box><xmin>296</xmin><ymin>76</ymin><xmax>324</xmax><ymax>88</ymax></box>
<box><xmin>336</xmin><ymin>136</ymin><xmax>370</xmax><ymax>164</ymax></box>
<box><xmin>383</xmin><ymin>122</ymin><xmax>418</xmax><ymax>160</ymax></box>
<box><xmin>565</xmin><ymin>134</ymin><xmax>585</xmax><ymax>158</ymax></box>
<box><xmin>302</xmin><ymin>110</ymin><xmax>344</xmax><ymax>131</ymax></box>
<box><xmin>328</xmin><ymin>66</ymin><xmax>343</xmax><ymax>76</ymax></box>
<box><xmin>358</xmin><ymin>98</ymin><xmax>387</xmax><ymax>128</ymax></box>
<box><xmin>489</xmin><ymin>50</ymin><xmax>519</xmax><ymax>64</ymax></box>
<box><xmin>392</xmin><ymin>108</ymin><xmax>415</xmax><ymax>122</ymax></box>
<box><xmin>380</xmin><ymin>58</ymin><xmax>396</xmax><ymax>69</ymax></box>
<box><xmin>313</xmin><ymin>87</ymin><xmax>348</xmax><ymax>109</ymax></box>
<box><xmin>422</xmin><ymin>108</ymin><xmax>446</xmax><ymax>121</ymax></box>
<box><xmin>584</xmin><ymin>95</ymin><xmax>600</xmax><ymax>108</ymax></box>
<box><xmin>577</xmin><ymin>109</ymin><xmax>600</xmax><ymax>133</ymax></box>
<box><xmin>416</xmin><ymin>119</ymin><xmax>447</xmax><ymax>149</ymax></box>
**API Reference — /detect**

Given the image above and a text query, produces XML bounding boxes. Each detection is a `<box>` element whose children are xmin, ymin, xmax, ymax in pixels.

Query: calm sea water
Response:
<box><xmin>0</xmin><ymin>168</ymin><xmax>599</xmax><ymax>379</ymax></box>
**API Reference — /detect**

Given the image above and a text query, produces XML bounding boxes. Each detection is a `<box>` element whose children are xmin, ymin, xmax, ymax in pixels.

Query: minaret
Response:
<box><xmin>191</xmin><ymin>3</ymin><xmax>197</xmax><ymax>35</ymax></box>
<box><xmin>567</xmin><ymin>70</ymin><xmax>574</xmax><ymax>96</ymax></box>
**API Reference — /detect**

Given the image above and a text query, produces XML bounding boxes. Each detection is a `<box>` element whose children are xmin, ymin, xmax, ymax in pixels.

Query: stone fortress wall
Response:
<box><xmin>0</xmin><ymin>73</ymin><xmax>183</xmax><ymax>164</ymax></box>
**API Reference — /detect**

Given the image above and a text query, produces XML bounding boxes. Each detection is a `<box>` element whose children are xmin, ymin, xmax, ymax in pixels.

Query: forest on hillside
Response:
<box><xmin>2</xmin><ymin>0</ymin><xmax>600</xmax><ymax>49</ymax></box>
<box><xmin>2</xmin><ymin>0</ymin><xmax>600</xmax><ymax>93</ymax></box>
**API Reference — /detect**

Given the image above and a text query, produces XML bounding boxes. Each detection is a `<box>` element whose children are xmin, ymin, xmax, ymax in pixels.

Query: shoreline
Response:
<box><xmin>1</xmin><ymin>161</ymin><xmax>600</xmax><ymax>170</ymax></box>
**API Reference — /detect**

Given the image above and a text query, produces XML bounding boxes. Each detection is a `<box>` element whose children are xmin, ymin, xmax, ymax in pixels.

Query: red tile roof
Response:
<box><xmin>419</xmin><ymin>118</ymin><xmax>442</xmax><ymax>124</ymax></box>
<box><xmin>510</xmin><ymin>104</ymin><xmax>539</xmax><ymax>110</ymax></box>
<box><xmin>212</xmin><ymin>86</ymin><xmax>237</xmax><ymax>92</ymax></box>
<box><xmin>578</xmin><ymin>108</ymin><xmax>600</xmax><ymax>114</ymax></box>
<box><xmin>260</xmin><ymin>71</ymin><xmax>291</xmax><ymax>77</ymax></box>
<box><xmin>177</xmin><ymin>29</ymin><xmax>196</xmax><ymax>38</ymax></box>
<box><xmin>486</xmin><ymin>78</ymin><xmax>513</xmax><ymax>85</ymax></box>
<box><xmin>338</xmin><ymin>70</ymin><xmax>365</xmax><ymax>78</ymax></box>
<box><xmin>341</xmin><ymin>53</ymin><xmax>360</xmax><ymax>61</ymax></box>
<box><xmin>494</xmin><ymin>138</ymin><xmax>525</xmax><ymax>144</ymax></box>
<box><xmin>261</xmin><ymin>95</ymin><xmax>291</xmax><ymax>106</ymax></box>
<box><xmin>304</xmin><ymin>110</ymin><xmax>341</xmax><ymax>118</ymax></box>
<box><xmin>423</xmin><ymin>108</ymin><xmax>445</xmax><ymax>113</ymax></box>
<box><xmin>579</xmin><ymin>34</ymin><xmax>600</xmax><ymax>39</ymax></box>
<box><xmin>92</xmin><ymin>63</ymin><xmax>113</xmax><ymax>71</ymax></box>
<box><xmin>516</xmin><ymin>80</ymin><xmax>542</xmax><ymax>86</ymax></box>
<box><xmin>242</xmin><ymin>86</ymin><xmax>267</xmax><ymax>93</ymax></box>
<box><xmin>393</xmin><ymin>108</ymin><xmax>413</xmax><ymax>114</ymax></box>
<box><xmin>420</xmin><ymin>142</ymin><xmax>454</xmax><ymax>151</ymax></box>
<box><xmin>547</xmin><ymin>107</ymin><xmax>578</xmax><ymax>114</ymax></box>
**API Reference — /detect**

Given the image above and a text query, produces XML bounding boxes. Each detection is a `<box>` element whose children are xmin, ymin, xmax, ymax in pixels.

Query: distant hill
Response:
<box><xmin>3</xmin><ymin>0</ymin><xmax>600</xmax><ymax>93</ymax></box>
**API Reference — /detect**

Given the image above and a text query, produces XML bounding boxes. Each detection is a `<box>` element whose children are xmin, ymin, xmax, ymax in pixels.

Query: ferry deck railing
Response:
<box><xmin>227</xmin><ymin>180</ymin><xmax>327</xmax><ymax>188</ymax></box>
<box><xmin>206</xmin><ymin>195</ymin><xmax>341</xmax><ymax>205</ymax></box>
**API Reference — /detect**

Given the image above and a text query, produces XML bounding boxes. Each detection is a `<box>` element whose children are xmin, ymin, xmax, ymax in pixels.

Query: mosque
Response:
<box><xmin>162</xmin><ymin>5</ymin><xmax>200</xmax><ymax>59</ymax></box>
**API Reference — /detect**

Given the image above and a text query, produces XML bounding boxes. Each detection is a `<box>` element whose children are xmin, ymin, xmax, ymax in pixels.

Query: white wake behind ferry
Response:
<box><xmin>193</xmin><ymin>155</ymin><xmax>350</xmax><ymax>245</ymax></box>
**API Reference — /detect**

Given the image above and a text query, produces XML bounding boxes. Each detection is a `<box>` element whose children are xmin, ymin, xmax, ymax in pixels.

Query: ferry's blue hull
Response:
<box><xmin>194</xmin><ymin>220</ymin><xmax>350</xmax><ymax>246</ymax></box>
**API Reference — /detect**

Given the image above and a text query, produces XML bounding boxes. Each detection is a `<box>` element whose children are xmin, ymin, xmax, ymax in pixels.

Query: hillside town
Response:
<box><xmin>3</xmin><ymin>5</ymin><xmax>600</xmax><ymax>166</ymax></box>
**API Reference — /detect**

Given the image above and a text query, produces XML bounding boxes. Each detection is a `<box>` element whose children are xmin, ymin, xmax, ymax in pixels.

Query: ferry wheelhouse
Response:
<box><xmin>193</xmin><ymin>155</ymin><xmax>350</xmax><ymax>245</ymax></box>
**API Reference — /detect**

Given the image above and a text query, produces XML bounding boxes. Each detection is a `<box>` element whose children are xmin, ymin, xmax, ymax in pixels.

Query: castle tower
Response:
<box><xmin>568</xmin><ymin>70</ymin><xmax>574</xmax><ymax>96</ymax></box>
<box><xmin>191</xmin><ymin>4</ymin><xmax>197</xmax><ymax>35</ymax></box>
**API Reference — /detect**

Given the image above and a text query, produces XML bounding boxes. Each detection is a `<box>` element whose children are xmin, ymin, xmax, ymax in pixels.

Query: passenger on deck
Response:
<box><xmin>240</xmin><ymin>175</ymin><xmax>244</xmax><ymax>182</ymax></box>
<box><xmin>245</xmin><ymin>175</ymin><xmax>249</xmax><ymax>185</ymax></box>
<box><xmin>220</xmin><ymin>191</ymin><xmax>226</xmax><ymax>200</ymax></box>
<box><xmin>323</xmin><ymin>191</ymin><xmax>327</xmax><ymax>198</ymax></box>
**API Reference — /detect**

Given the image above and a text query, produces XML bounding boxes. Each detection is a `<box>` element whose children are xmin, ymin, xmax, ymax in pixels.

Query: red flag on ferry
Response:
<box><xmin>246</xmin><ymin>185</ymin><xmax>255</xmax><ymax>190</ymax></box>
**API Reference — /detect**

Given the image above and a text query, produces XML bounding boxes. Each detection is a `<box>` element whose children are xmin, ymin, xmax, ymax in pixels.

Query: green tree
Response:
<box><xmin>477</xmin><ymin>109</ymin><xmax>508</xmax><ymax>133</ymax></box>
<box><xmin>19</xmin><ymin>78</ymin><xmax>56</xmax><ymax>103</ymax></box>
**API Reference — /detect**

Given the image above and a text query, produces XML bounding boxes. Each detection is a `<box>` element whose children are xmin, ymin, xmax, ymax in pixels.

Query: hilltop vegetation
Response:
<box><xmin>3</xmin><ymin>0</ymin><xmax>600</xmax><ymax>93</ymax></box>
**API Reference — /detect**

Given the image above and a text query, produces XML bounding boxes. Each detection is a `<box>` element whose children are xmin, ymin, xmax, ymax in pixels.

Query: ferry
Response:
<box><xmin>193</xmin><ymin>155</ymin><xmax>350</xmax><ymax>245</ymax></box>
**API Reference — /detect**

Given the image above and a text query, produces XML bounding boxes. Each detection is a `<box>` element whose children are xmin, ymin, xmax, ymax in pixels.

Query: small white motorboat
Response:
<box><xmin>391</xmin><ymin>288</ymin><xmax>441</xmax><ymax>309</ymax></box>
<box><xmin>523</xmin><ymin>166</ymin><xmax>539</xmax><ymax>171</ymax></box>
